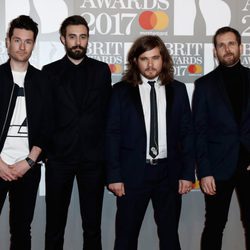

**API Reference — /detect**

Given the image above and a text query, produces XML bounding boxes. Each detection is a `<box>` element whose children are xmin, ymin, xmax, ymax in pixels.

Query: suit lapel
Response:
<box><xmin>165</xmin><ymin>82</ymin><xmax>173</xmax><ymax>144</ymax></box>
<box><xmin>165</xmin><ymin>82</ymin><xmax>173</xmax><ymax>120</ymax></box>
<box><xmin>131</xmin><ymin>85</ymin><xmax>145</xmax><ymax>122</ymax></box>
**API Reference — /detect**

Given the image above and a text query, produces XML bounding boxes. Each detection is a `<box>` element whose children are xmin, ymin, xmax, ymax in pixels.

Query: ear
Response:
<box><xmin>213</xmin><ymin>47</ymin><xmax>217</xmax><ymax>59</ymax></box>
<box><xmin>60</xmin><ymin>35</ymin><xmax>65</xmax><ymax>45</ymax></box>
<box><xmin>240</xmin><ymin>44</ymin><xmax>243</xmax><ymax>56</ymax></box>
<box><xmin>5</xmin><ymin>37</ymin><xmax>10</xmax><ymax>49</ymax></box>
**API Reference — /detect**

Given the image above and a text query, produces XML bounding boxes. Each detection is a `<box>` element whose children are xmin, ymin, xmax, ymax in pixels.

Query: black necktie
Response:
<box><xmin>148</xmin><ymin>81</ymin><xmax>158</xmax><ymax>158</ymax></box>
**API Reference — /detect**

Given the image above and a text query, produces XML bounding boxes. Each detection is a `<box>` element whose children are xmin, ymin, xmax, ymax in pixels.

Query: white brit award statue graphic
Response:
<box><xmin>174</xmin><ymin>0</ymin><xmax>231</xmax><ymax>36</ymax></box>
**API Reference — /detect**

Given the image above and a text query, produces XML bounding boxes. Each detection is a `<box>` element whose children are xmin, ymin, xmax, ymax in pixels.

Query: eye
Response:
<box><xmin>80</xmin><ymin>35</ymin><xmax>88</xmax><ymax>39</ymax></box>
<box><xmin>216</xmin><ymin>43</ymin><xmax>224</xmax><ymax>49</ymax></box>
<box><xmin>229</xmin><ymin>41</ymin><xmax>237</xmax><ymax>46</ymax></box>
<box><xmin>14</xmin><ymin>38</ymin><xmax>21</xmax><ymax>43</ymax></box>
<box><xmin>152</xmin><ymin>56</ymin><xmax>160</xmax><ymax>60</ymax></box>
<box><xmin>25</xmin><ymin>40</ymin><xmax>33</xmax><ymax>45</ymax></box>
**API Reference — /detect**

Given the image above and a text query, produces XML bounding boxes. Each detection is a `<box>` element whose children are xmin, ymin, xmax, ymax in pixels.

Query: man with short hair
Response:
<box><xmin>43</xmin><ymin>15</ymin><xmax>112</xmax><ymax>250</ymax></box>
<box><xmin>193</xmin><ymin>26</ymin><xmax>250</xmax><ymax>250</ymax></box>
<box><xmin>0</xmin><ymin>15</ymin><xmax>49</xmax><ymax>250</ymax></box>
<box><xmin>106</xmin><ymin>35</ymin><xmax>195</xmax><ymax>250</ymax></box>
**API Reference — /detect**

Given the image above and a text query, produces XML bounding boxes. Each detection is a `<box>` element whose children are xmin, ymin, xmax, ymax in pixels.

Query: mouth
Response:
<box><xmin>17</xmin><ymin>52</ymin><xmax>27</xmax><ymax>56</ymax></box>
<box><xmin>224</xmin><ymin>53</ymin><xmax>233</xmax><ymax>58</ymax></box>
<box><xmin>146</xmin><ymin>68</ymin><xmax>156</xmax><ymax>72</ymax></box>
<box><xmin>72</xmin><ymin>46</ymin><xmax>84</xmax><ymax>50</ymax></box>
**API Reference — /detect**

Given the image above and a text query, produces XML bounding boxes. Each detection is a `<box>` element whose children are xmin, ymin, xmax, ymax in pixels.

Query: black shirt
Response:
<box><xmin>220</xmin><ymin>61</ymin><xmax>246</xmax><ymax>124</ymax></box>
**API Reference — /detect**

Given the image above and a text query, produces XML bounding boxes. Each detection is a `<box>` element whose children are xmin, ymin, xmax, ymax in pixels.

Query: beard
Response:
<box><xmin>66</xmin><ymin>45</ymin><xmax>87</xmax><ymax>60</ymax></box>
<box><xmin>142</xmin><ymin>67</ymin><xmax>161</xmax><ymax>79</ymax></box>
<box><xmin>218</xmin><ymin>52</ymin><xmax>240</xmax><ymax>67</ymax></box>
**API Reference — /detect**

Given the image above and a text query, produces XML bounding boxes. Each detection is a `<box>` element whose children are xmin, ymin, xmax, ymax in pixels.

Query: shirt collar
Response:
<box><xmin>140</xmin><ymin>75</ymin><xmax>160</xmax><ymax>86</ymax></box>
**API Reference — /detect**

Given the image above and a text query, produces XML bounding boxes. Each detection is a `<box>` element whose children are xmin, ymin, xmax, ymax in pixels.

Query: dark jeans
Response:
<box><xmin>45</xmin><ymin>160</ymin><xmax>104</xmax><ymax>250</ymax></box>
<box><xmin>201</xmin><ymin>169</ymin><xmax>250</xmax><ymax>250</ymax></box>
<box><xmin>0</xmin><ymin>165</ymin><xmax>41</xmax><ymax>250</ymax></box>
<box><xmin>114</xmin><ymin>161</ymin><xmax>182</xmax><ymax>250</ymax></box>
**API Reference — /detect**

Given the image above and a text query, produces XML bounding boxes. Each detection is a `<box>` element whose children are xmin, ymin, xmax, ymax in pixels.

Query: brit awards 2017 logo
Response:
<box><xmin>166</xmin><ymin>43</ymin><xmax>203</xmax><ymax>79</ymax></box>
<box><xmin>79</xmin><ymin>0</ymin><xmax>170</xmax><ymax>80</ymax></box>
<box><xmin>87</xmin><ymin>41</ymin><xmax>123</xmax><ymax>75</ymax></box>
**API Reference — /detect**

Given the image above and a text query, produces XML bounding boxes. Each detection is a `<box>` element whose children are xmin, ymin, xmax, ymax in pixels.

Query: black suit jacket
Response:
<box><xmin>42</xmin><ymin>56</ymin><xmax>112</xmax><ymax>163</ymax></box>
<box><xmin>193</xmin><ymin>64</ymin><xmax>250</xmax><ymax>180</ymax></box>
<box><xmin>106</xmin><ymin>80</ymin><xmax>195</xmax><ymax>189</ymax></box>
<box><xmin>0</xmin><ymin>61</ymin><xmax>50</xmax><ymax>161</ymax></box>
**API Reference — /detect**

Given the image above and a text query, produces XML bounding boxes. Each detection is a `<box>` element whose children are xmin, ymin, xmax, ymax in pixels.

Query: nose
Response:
<box><xmin>76</xmin><ymin>37</ymin><xmax>81</xmax><ymax>45</ymax></box>
<box><xmin>224</xmin><ymin>44</ymin><xmax>230</xmax><ymax>52</ymax></box>
<box><xmin>148</xmin><ymin>58</ymin><xmax>153</xmax><ymax>66</ymax></box>
<box><xmin>19</xmin><ymin>41</ymin><xmax>25</xmax><ymax>50</ymax></box>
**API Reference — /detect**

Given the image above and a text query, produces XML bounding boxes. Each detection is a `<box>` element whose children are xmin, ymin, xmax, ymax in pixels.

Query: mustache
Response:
<box><xmin>145</xmin><ymin>67</ymin><xmax>157</xmax><ymax>71</ymax></box>
<box><xmin>224</xmin><ymin>53</ymin><xmax>234</xmax><ymax>57</ymax></box>
<box><xmin>71</xmin><ymin>45</ymin><xmax>85</xmax><ymax>50</ymax></box>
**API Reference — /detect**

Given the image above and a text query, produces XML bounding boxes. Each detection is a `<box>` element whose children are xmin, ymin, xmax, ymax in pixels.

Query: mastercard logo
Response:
<box><xmin>188</xmin><ymin>64</ymin><xmax>203</xmax><ymax>74</ymax></box>
<box><xmin>109</xmin><ymin>64</ymin><xmax>122</xmax><ymax>74</ymax></box>
<box><xmin>139</xmin><ymin>11</ymin><xmax>169</xmax><ymax>31</ymax></box>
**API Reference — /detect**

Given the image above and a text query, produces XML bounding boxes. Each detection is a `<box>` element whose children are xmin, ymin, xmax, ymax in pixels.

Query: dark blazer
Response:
<box><xmin>0</xmin><ymin>61</ymin><xmax>50</xmax><ymax>160</ymax></box>
<box><xmin>106</xmin><ymin>80</ymin><xmax>195</xmax><ymax>188</ymax></box>
<box><xmin>192</xmin><ymin>65</ymin><xmax>250</xmax><ymax>180</ymax></box>
<box><xmin>42</xmin><ymin>56</ymin><xmax>112</xmax><ymax>163</ymax></box>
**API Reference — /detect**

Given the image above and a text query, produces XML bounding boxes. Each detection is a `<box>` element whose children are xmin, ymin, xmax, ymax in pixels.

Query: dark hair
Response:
<box><xmin>122</xmin><ymin>35</ymin><xmax>174</xmax><ymax>86</ymax></box>
<box><xmin>60</xmin><ymin>15</ymin><xmax>89</xmax><ymax>37</ymax></box>
<box><xmin>8</xmin><ymin>15</ymin><xmax>38</xmax><ymax>41</ymax></box>
<box><xmin>213</xmin><ymin>26</ymin><xmax>241</xmax><ymax>47</ymax></box>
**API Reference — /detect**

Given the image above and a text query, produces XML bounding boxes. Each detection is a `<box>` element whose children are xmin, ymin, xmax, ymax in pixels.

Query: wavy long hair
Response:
<box><xmin>122</xmin><ymin>35</ymin><xmax>174</xmax><ymax>86</ymax></box>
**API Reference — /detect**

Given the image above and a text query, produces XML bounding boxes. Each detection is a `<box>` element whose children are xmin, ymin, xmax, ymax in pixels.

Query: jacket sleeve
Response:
<box><xmin>105</xmin><ymin>84</ymin><xmax>123</xmax><ymax>184</ymax></box>
<box><xmin>179</xmin><ymin>84</ymin><xmax>195</xmax><ymax>182</ymax></box>
<box><xmin>192</xmin><ymin>80</ymin><xmax>212</xmax><ymax>179</ymax></box>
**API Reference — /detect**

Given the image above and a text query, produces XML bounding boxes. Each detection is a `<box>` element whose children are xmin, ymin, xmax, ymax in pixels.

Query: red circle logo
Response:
<box><xmin>139</xmin><ymin>11</ymin><xmax>169</xmax><ymax>30</ymax></box>
<box><xmin>188</xmin><ymin>64</ymin><xmax>203</xmax><ymax>74</ymax></box>
<box><xmin>109</xmin><ymin>64</ymin><xmax>122</xmax><ymax>74</ymax></box>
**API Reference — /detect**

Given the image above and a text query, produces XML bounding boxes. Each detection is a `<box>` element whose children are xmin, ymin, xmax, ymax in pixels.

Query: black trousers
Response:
<box><xmin>114</xmin><ymin>161</ymin><xmax>182</xmax><ymax>250</ymax></box>
<box><xmin>45</xmin><ymin>160</ymin><xmax>104</xmax><ymax>250</ymax></box>
<box><xmin>0</xmin><ymin>166</ymin><xmax>41</xmax><ymax>250</ymax></box>
<box><xmin>201</xmin><ymin>168</ymin><xmax>250</xmax><ymax>250</ymax></box>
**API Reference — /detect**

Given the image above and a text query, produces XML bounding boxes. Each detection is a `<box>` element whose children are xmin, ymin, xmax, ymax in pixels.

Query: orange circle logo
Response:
<box><xmin>188</xmin><ymin>64</ymin><xmax>203</xmax><ymax>74</ymax></box>
<box><xmin>139</xmin><ymin>11</ymin><xmax>169</xmax><ymax>31</ymax></box>
<box><xmin>109</xmin><ymin>64</ymin><xmax>122</xmax><ymax>74</ymax></box>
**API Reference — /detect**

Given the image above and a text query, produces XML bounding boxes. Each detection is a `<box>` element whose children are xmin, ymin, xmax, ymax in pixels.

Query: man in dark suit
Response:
<box><xmin>193</xmin><ymin>26</ymin><xmax>250</xmax><ymax>250</ymax></box>
<box><xmin>42</xmin><ymin>15</ymin><xmax>112</xmax><ymax>250</ymax></box>
<box><xmin>106</xmin><ymin>35</ymin><xmax>195</xmax><ymax>250</ymax></box>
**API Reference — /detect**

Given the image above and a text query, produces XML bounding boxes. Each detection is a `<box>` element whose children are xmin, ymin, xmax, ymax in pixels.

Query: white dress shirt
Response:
<box><xmin>139</xmin><ymin>75</ymin><xmax>167</xmax><ymax>159</ymax></box>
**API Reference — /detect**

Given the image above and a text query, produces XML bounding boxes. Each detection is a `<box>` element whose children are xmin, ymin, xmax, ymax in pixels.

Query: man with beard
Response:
<box><xmin>193</xmin><ymin>26</ymin><xmax>250</xmax><ymax>250</ymax></box>
<box><xmin>42</xmin><ymin>15</ymin><xmax>112</xmax><ymax>250</ymax></box>
<box><xmin>106</xmin><ymin>35</ymin><xmax>195</xmax><ymax>250</ymax></box>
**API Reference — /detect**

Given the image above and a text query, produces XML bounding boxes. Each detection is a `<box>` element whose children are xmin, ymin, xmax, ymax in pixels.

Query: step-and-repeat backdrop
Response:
<box><xmin>0</xmin><ymin>1</ymin><xmax>249</xmax><ymax>249</ymax></box>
